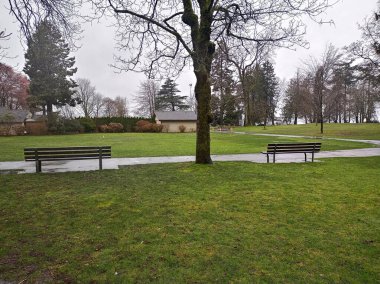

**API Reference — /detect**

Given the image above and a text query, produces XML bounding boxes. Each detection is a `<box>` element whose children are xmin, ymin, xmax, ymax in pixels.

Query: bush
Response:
<box><xmin>97</xmin><ymin>122</ymin><xmax>124</xmax><ymax>133</ymax></box>
<box><xmin>108</xmin><ymin>122</ymin><xmax>124</xmax><ymax>132</ymax></box>
<box><xmin>62</xmin><ymin>119</ymin><xmax>84</xmax><ymax>133</ymax></box>
<box><xmin>94</xmin><ymin>116</ymin><xmax>148</xmax><ymax>132</ymax></box>
<box><xmin>135</xmin><ymin>120</ymin><xmax>163</xmax><ymax>133</ymax></box>
<box><xmin>77</xmin><ymin>117</ymin><xmax>96</xmax><ymax>133</ymax></box>
<box><xmin>98</xmin><ymin>124</ymin><xmax>109</xmax><ymax>133</ymax></box>
<box><xmin>179</xmin><ymin>125</ymin><xmax>186</xmax><ymax>133</ymax></box>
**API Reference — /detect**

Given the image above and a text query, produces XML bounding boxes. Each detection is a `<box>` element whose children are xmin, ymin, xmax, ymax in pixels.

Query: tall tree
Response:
<box><xmin>100</xmin><ymin>0</ymin><xmax>333</xmax><ymax>164</ymax></box>
<box><xmin>261</xmin><ymin>60</ymin><xmax>279</xmax><ymax>126</ymax></box>
<box><xmin>155</xmin><ymin>79</ymin><xmax>188</xmax><ymax>111</ymax></box>
<box><xmin>75</xmin><ymin>78</ymin><xmax>96</xmax><ymax>117</ymax></box>
<box><xmin>6</xmin><ymin>0</ymin><xmax>333</xmax><ymax>163</ymax></box>
<box><xmin>211</xmin><ymin>45</ymin><xmax>239</xmax><ymax>125</ymax></box>
<box><xmin>24</xmin><ymin>20</ymin><xmax>77</xmax><ymax>115</ymax></box>
<box><xmin>114</xmin><ymin>96</ymin><xmax>128</xmax><ymax>117</ymax></box>
<box><xmin>135</xmin><ymin>79</ymin><xmax>160</xmax><ymax>117</ymax></box>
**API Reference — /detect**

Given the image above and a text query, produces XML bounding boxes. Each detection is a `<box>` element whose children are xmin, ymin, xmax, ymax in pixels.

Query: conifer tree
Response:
<box><xmin>24</xmin><ymin>20</ymin><xmax>77</xmax><ymax>115</ymax></box>
<box><xmin>155</xmin><ymin>78</ymin><xmax>188</xmax><ymax>111</ymax></box>
<box><xmin>211</xmin><ymin>47</ymin><xmax>239</xmax><ymax>125</ymax></box>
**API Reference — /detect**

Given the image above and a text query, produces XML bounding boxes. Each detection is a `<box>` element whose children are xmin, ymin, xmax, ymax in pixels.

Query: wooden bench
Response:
<box><xmin>262</xmin><ymin>143</ymin><xmax>321</xmax><ymax>163</ymax></box>
<box><xmin>24</xmin><ymin>146</ymin><xmax>111</xmax><ymax>173</ymax></box>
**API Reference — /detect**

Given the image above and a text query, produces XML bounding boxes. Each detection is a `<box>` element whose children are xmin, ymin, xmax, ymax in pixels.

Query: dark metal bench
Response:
<box><xmin>24</xmin><ymin>146</ymin><xmax>111</xmax><ymax>173</ymax></box>
<box><xmin>262</xmin><ymin>143</ymin><xmax>321</xmax><ymax>163</ymax></box>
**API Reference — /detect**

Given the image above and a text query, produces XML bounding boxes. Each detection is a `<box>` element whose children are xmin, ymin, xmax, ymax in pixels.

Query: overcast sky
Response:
<box><xmin>0</xmin><ymin>0</ymin><xmax>377</xmax><ymax>113</ymax></box>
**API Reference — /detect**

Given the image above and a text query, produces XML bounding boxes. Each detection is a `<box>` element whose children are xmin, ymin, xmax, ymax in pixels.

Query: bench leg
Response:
<box><xmin>312</xmin><ymin>152</ymin><xmax>315</xmax><ymax>162</ymax></box>
<box><xmin>36</xmin><ymin>160</ymin><xmax>41</xmax><ymax>173</ymax></box>
<box><xmin>99</xmin><ymin>155</ymin><xmax>103</xmax><ymax>170</ymax></box>
<box><xmin>304</xmin><ymin>153</ymin><xmax>307</xmax><ymax>162</ymax></box>
<box><xmin>273</xmin><ymin>153</ymin><xmax>275</xmax><ymax>163</ymax></box>
<box><xmin>266</xmin><ymin>154</ymin><xmax>269</xmax><ymax>163</ymax></box>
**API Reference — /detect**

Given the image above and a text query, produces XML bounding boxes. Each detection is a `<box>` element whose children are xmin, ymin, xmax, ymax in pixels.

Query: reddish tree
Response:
<box><xmin>0</xmin><ymin>63</ymin><xmax>29</xmax><ymax>109</ymax></box>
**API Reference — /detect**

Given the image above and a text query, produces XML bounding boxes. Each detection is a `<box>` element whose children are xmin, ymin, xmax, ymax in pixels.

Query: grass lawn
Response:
<box><xmin>0</xmin><ymin>132</ymin><xmax>376</xmax><ymax>161</ymax></box>
<box><xmin>0</xmin><ymin>157</ymin><xmax>379</xmax><ymax>282</ymax></box>
<box><xmin>234</xmin><ymin>123</ymin><xmax>380</xmax><ymax>140</ymax></box>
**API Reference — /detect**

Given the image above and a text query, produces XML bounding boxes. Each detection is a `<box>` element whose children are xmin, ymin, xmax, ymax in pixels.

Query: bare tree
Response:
<box><xmin>348</xmin><ymin>3</ymin><xmax>380</xmax><ymax>67</ymax></box>
<box><xmin>93</xmin><ymin>92</ymin><xmax>105</xmax><ymax>118</ymax></box>
<box><xmin>0</xmin><ymin>30</ymin><xmax>12</xmax><ymax>60</ymax></box>
<box><xmin>6</xmin><ymin>0</ymin><xmax>81</xmax><ymax>43</ymax></box>
<box><xmin>59</xmin><ymin>104</ymin><xmax>79</xmax><ymax>119</ymax></box>
<box><xmin>102</xmin><ymin>97</ymin><xmax>118</xmax><ymax>117</ymax></box>
<box><xmin>135</xmin><ymin>79</ymin><xmax>159</xmax><ymax>117</ymax></box>
<box><xmin>94</xmin><ymin>0</ymin><xmax>334</xmax><ymax>163</ymax></box>
<box><xmin>75</xmin><ymin>78</ymin><xmax>96</xmax><ymax>117</ymax></box>
<box><xmin>114</xmin><ymin>96</ymin><xmax>128</xmax><ymax>117</ymax></box>
<box><xmin>6</xmin><ymin>0</ymin><xmax>334</xmax><ymax>162</ymax></box>
<box><xmin>305</xmin><ymin>44</ymin><xmax>340</xmax><ymax>133</ymax></box>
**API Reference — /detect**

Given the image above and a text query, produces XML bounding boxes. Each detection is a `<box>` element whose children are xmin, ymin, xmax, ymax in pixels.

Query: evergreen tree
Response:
<box><xmin>211</xmin><ymin>47</ymin><xmax>239</xmax><ymax>125</ymax></box>
<box><xmin>261</xmin><ymin>61</ymin><xmax>279</xmax><ymax>126</ymax></box>
<box><xmin>155</xmin><ymin>78</ymin><xmax>188</xmax><ymax>111</ymax></box>
<box><xmin>24</xmin><ymin>20</ymin><xmax>77</xmax><ymax>115</ymax></box>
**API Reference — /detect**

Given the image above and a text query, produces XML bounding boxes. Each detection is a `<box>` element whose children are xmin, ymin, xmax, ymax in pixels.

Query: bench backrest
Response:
<box><xmin>266</xmin><ymin>143</ymin><xmax>321</xmax><ymax>153</ymax></box>
<box><xmin>24</xmin><ymin>146</ymin><xmax>111</xmax><ymax>161</ymax></box>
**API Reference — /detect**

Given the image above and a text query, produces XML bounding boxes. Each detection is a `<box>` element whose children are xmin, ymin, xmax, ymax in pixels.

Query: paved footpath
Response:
<box><xmin>0</xmin><ymin>134</ymin><xmax>379</xmax><ymax>174</ymax></box>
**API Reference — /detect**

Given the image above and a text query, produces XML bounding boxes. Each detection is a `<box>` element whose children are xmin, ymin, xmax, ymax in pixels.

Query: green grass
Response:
<box><xmin>0</xmin><ymin>132</ymin><xmax>375</xmax><ymax>161</ymax></box>
<box><xmin>235</xmin><ymin>123</ymin><xmax>380</xmax><ymax>140</ymax></box>
<box><xmin>0</xmin><ymin>157</ymin><xmax>379</xmax><ymax>282</ymax></box>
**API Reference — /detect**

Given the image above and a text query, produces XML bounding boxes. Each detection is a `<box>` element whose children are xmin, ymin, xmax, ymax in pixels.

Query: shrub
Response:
<box><xmin>62</xmin><ymin>119</ymin><xmax>84</xmax><ymax>133</ymax></box>
<box><xmin>98</xmin><ymin>124</ymin><xmax>109</xmax><ymax>133</ymax></box>
<box><xmin>108</xmin><ymin>122</ymin><xmax>124</xmax><ymax>132</ymax></box>
<box><xmin>152</xmin><ymin>124</ymin><xmax>164</xmax><ymax>133</ymax></box>
<box><xmin>94</xmin><ymin>116</ymin><xmax>148</xmax><ymax>132</ymax></box>
<box><xmin>179</xmin><ymin>125</ymin><xmax>186</xmax><ymax>133</ymax></box>
<box><xmin>77</xmin><ymin>117</ymin><xmax>96</xmax><ymax>133</ymax></box>
<box><xmin>135</xmin><ymin>120</ymin><xmax>163</xmax><ymax>133</ymax></box>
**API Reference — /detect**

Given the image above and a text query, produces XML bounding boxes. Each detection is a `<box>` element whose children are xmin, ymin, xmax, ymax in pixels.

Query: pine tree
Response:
<box><xmin>155</xmin><ymin>78</ymin><xmax>188</xmax><ymax>111</ymax></box>
<box><xmin>261</xmin><ymin>61</ymin><xmax>279</xmax><ymax>126</ymax></box>
<box><xmin>24</xmin><ymin>20</ymin><xmax>77</xmax><ymax>115</ymax></box>
<box><xmin>210</xmin><ymin>47</ymin><xmax>239</xmax><ymax>125</ymax></box>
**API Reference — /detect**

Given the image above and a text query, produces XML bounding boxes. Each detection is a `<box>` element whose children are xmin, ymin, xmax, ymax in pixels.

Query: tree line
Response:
<box><xmin>1</xmin><ymin>0</ymin><xmax>379</xmax><ymax>163</ymax></box>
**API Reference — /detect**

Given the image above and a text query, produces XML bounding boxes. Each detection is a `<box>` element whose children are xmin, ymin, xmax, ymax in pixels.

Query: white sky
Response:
<box><xmin>0</xmin><ymin>0</ymin><xmax>377</xmax><ymax>113</ymax></box>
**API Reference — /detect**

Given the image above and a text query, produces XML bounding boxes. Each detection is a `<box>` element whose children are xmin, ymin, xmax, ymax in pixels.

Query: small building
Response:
<box><xmin>0</xmin><ymin>107</ymin><xmax>29</xmax><ymax>135</ymax></box>
<box><xmin>155</xmin><ymin>111</ymin><xmax>197</xmax><ymax>132</ymax></box>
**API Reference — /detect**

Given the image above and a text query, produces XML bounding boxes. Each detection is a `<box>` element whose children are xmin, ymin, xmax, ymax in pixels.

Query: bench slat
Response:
<box><xmin>25</xmin><ymin>149</ymin><xmax>111</xmax><ymax>155</ymax></box>
<box><xmin>24</xmin><ymin>146</ymin><xmax>110</xmax><ymax>151</ymax></box>
<box><xmin>25</xmin><ymin>156</ymin><xmax>111</xmax><ymax>162</ymax></box>
<box><xmin>25</xmin><ymin>154</ymin><xmax>111</xmax><ymax>160</ymax></box>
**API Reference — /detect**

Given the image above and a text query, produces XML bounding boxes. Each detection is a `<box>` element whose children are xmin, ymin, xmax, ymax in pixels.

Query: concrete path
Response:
<box><xmin>233</xmin><ymin>131</ymin><xmax>380</xmax><ymax>146</ymax></box>
<box><xmin>1</xmin><ymin>147</ymin><xmax>379</xmax><ymax>174</ymax></box>
<box><xmin>1</xmin><ymin>132</ymin><xmax>379</xmax><ymax>174</ymax></box>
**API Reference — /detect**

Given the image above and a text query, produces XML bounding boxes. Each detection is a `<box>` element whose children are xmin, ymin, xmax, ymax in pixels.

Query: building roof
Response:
<box><xmin>0</xmin><ymin>107</ymin><xmax>29</xmax><ymax>123</ymax></box>
<box><xmin>155</xmin><ymin>111</ymin><xmax>197</xmax><ymax>121</ymax></box>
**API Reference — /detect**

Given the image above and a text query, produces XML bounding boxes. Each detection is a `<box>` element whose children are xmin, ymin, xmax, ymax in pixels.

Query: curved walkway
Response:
<box><xmin>0</xmin><ymin>133</ymin><xmax>379</xmax><ymax>174</ymax></box>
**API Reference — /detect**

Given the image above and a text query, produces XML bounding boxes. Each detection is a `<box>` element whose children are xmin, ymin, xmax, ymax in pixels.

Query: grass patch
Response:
<box><xmin>0</xmin><ymin>157</ymin><xmax>379</xmax><ymax>282</ymax></box>
<box><xmin>235</xmin><ymin>123</ymin><xmax>380</xmax><ymax>140</ymax></box>
<box><xmin>0</xmin><ymin>132</ymin><xmax>375</xmax><ymax>161</ymax></box>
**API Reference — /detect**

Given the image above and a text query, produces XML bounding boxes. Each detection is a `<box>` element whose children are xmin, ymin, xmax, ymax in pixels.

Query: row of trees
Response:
<box><xmin>283</xmin><ymin>12</ymin><xmax>380</xmax><ymax>133</ymax></box>
<box><xmin>2</xmin><ymin>0</ymin><xmax>375</xmax><ymax>163</ymax></box>
<box><xmin>64</xmin><ymin>78</ymin><xmax>128</xmax><ymax>118</ymax></box>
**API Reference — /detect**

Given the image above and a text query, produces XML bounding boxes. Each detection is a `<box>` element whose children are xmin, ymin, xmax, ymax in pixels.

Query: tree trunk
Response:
<box><xmin>47</xmin><ymin>102</ymin><xmax>53</xmax><ymax>114</ymax></box>
<box><xmin>194</xmin><ymin>69</ymin><xmax>212</xmax><ymax>164</ymax></box>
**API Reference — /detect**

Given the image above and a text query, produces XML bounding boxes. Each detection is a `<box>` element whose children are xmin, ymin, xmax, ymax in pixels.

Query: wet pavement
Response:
<box><xmin>1</xmin><ymin>147</ymin><xmax>379</xmax><ymax>174</ymax></box>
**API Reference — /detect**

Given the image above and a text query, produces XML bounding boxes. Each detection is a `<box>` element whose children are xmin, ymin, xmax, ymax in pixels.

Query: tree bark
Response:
<box><xmin>195</xmin><ymin>69</ymin><xmax>212</xmax><ymax>163</ymax></box>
